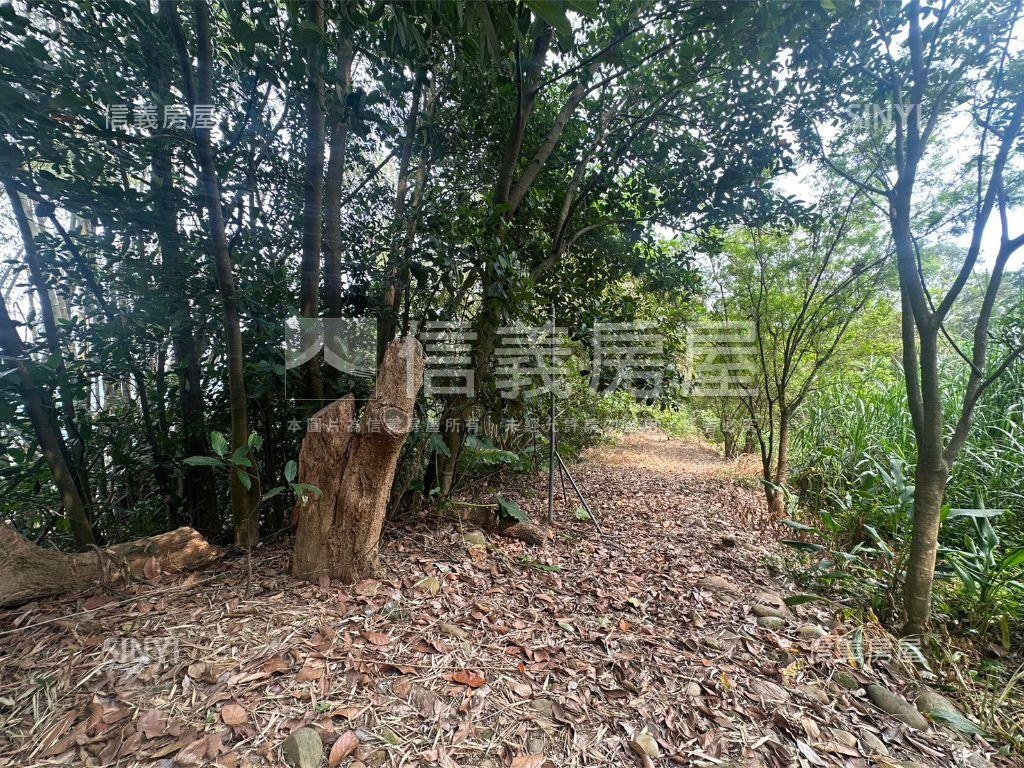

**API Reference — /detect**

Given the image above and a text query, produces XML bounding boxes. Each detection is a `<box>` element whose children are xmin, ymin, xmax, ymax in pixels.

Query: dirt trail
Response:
<box><xmin>0</xmin><ymin>432</ymin><xmax>998</xmax><ymax>767</ymax></box>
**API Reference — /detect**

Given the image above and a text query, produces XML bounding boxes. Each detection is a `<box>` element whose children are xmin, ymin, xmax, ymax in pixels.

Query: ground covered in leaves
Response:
<box><xmin>0</xmin><ymin>432</ymin><xmax>1004</xmax><ymax>767</ymax></box>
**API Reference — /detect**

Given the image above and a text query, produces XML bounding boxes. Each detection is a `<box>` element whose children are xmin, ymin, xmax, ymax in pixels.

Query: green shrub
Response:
<box><xmin>788</xmin><ymin>353</ymin><xmax>1024</xmax><ymax>638</ymax></box>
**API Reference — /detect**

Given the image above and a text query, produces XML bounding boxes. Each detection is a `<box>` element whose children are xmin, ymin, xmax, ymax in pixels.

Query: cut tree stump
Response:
<box><xmin>0</xmin><ymin>523</ymin><xmax>222</xmax><ymax>608</ymax></box>
<box><xmin>292</xmin><ymin>336</ymin><xmax>425</xmax><ymax>583</ymax></box>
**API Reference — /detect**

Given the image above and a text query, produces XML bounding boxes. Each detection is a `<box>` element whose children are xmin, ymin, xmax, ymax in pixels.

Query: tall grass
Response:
<box><xmin>792</xmin><ymin>356</ymin><xmax>1024</xmax><ymax>526</ymax></box>
<box><xmin>787</xmin><ymin>348</ymin><xmax>1024</xmax><ymax>750</ymax></box>
<box><xmin>789</xmin><ymin>351</ymin><xmax>1024</xmax><ymax>646</ymax></box>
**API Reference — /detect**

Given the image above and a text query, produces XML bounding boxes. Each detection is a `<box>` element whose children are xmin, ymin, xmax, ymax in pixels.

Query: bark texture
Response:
<box><xmin>323</xmin><ymin>30</ymin><xmax>354</xmax><ymax>321</ymax></box>
<box><xmin>299</xmin><ymin>0</ymin><xmax>326</xmax><ymax>402</ymax></box>
<box><xmin>292</xmin><ymin>337</ymin><xmax>425</xmax><ymax>582</ymax></box>
<box><xmin>0</xmin><ymin>523</ymin><xmax>221</xmax><ymax>607</ymax></box>
<box><xmin>144</xmin><ymin>16</ymin><xmax>218</xmax><ymax>535</ymax></box>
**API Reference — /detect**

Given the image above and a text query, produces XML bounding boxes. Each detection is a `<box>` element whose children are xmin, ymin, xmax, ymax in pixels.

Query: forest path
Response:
<box><xmin>0</xmin><ymin>432</ymin><xmax>996</xmax><ymax>767</ymax></box>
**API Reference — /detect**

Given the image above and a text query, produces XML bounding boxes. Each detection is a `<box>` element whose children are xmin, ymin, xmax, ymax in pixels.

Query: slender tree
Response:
<box><xmin>797</xmin><ymin>0</ymin><xmax>1024</xmax><ymax>634</ymax></box>
<box><xmin>0</xmin><ymin>287</ymin><xmax>95</xmax><ymax>548</ymax></box>
<box><xmin>165</xmin><ymin>0</ymin><xmax>257</xmax><ymax>547</ymax></box>
<box><xmin>715</xmin><ymin>187</ymin><xmax>888</xmax><ymax>516</ymax></box>
<box><xmin>299</xmin><ymin>0</ymin><xmax>326</xmax><ymax>403</ymax></box>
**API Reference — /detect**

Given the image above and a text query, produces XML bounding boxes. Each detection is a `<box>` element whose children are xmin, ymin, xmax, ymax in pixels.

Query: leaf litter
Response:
<box><xmin>0</xmin><ymin>431</ymin><xmax>1003</xmax><ymax>767</ymax></box>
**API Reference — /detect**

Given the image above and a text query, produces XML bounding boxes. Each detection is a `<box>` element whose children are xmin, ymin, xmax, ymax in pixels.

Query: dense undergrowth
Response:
<box><xmin>784</xmin><ymin>356</ymin><xmax>1024</xmax><ymax>748</ymax></box>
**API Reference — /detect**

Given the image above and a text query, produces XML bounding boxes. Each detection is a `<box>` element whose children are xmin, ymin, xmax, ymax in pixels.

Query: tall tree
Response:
<box><xmin>795</xmin><ymin>0</ymin><xmax>1024</xmax><ymax>634</ymax></box>
<box><xmin>4</xmin><ymin>185</ymin><xmax>93</xmax><ymax>509</ymax></box>
<box><xmin>378</xmin><ymin>69</ymin><xmax>426</xmax><ymax>362</ymax></box>
<box><xmin>432</xmin><ymin>0</ymin><xmax>802</xmax><ymax>493</ymax></box>
<box><xmin>165</xmin><ymin>0</ymin><xmax>257</xmax><ymax>547</ymax></box>
<box><xmin>0</xmin><ymin>286</ymin><xmax>95</xmax><ymax>548</ymax></box>
<box><xmin>299</xmin><ymin>0</ymin><xmax>326</xmax><ymax>403</ymax></box>
<box><xmin>143</xmin><ymin>7</ymin><xmax>218</xmax><ymax>535</ymax></box>
<box><xmin>323</xmin><ymin>12</ymin><xmax>355</xmax><ymax>327</ymax></box>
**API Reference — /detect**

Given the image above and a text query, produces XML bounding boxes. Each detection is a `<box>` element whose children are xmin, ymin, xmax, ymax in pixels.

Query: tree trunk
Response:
<box><xmin>769</xmin><ymin>411</ymin><xmax>791</xmax><ymax>517</ymax></box>
<box><xmin>902</xmin><ymin>460</ymin><xmax>947</xmax><ymax>636</ymax></box>
<box><xmin>292</xmin><ymin>336</ymin><xmax>425</xmax><ymax>582</ymax></box>
<box><xmin>494</xmin><ymin>23</ymin><xmax>553</xmax><ymax>203</ymax></box>
<box><xmin>173</xmin><ymin>0</ymin><xmax>256</xmax><ymax>547</ymax></box>
<box><xmin>764</xmin><ymin>484</ymin><xmax>785</xmax><ymax>518</ymax></box>
<box><xmin>378</xmin><ymin>72</ymin><xmax>424</xmax><ymax>364</ymax></box>
<box><xmin>434</xmin><ymin>285</ymin><xmax>503</xmax><ymax>495</ymax></box>
<box><xmin>721</xmin><ymin>407</ymin><xmax>737</xmax><ymax>459</ymax></box>
<box><xmin>299</xmin><ymin>0</ymin><xmax>325</xmax><ymax>402</ymax></box>
<box><xmin>901</xmin><ymin>327</ymin><xmax>949</xmax><ymax>636</ymax></box>
<box><xmin>755</xmin><ymin>423</ymin><xmax>776</xmax><ymax>519</ymax></box>
<box><xmin>323</xmin><ymin>29</ymin><xmax>353</xmax><ymax>317</ymax></box>
<box><xmin>146</xmin><ymin>12</ymin><xmax>218</xmax><ymax>537</ymax></box>
<box><xmin>435</xmin><ymin>405</ymin><xmax>466</xmax><ymax>496</ymax></box>
<box><xmin>432</xmin><ymin>22</ymin><xmax>587</xmax><ymax>494</ymax></box>
<box><xmin>0</xmin><ymin>522</ymin><xmax>220</xmax><ymax>608</ymax></box>
<box><xmin>0</xmin><ymin>286</ymin><xmax>95</xmax><ymax>548</ymax></box>
<box><xmin>723</xmin><ymin>433</ymin><xmax>736</xmax><ymax>460</ymax></box>
<box><xmin>4</xmin><ymin>184</ymin><xmax>94</xmax><ymax>514</ymax></box>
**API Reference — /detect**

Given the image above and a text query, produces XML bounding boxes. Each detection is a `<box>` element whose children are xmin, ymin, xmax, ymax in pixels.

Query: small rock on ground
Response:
<box><xmin>757</xmin><ymin>615</ymin><xmax>785</xmax><ymax>631</ymax></box>
<box><xmin>795</xmin><ymin>684</ymin><xmax>829</xmax><ymax>704</ymax></box>
<box><xmin>700</xmin><ymin>575</ymin><xmax>737</xmax><ymax>593</ymax></box>
<box><xmin>797</xmin><ymin>623</ymin><xmax>827</xmax><ymax>639</ymax></box>
<box><xmin>282</xmin><ymin>728</ymin><xmax>324</xmax><ymax>768</ymax></box>
<box><xmin>752</xmin><ymin>602</ymin><xmax>789</xmax><ymax>620</ymax></box>
<box><xmin>867</xmin><ymin>684</ymin><xmax>930</xmax><ymax>730</ymax></box>
<box><xmin>832</xmin><ymin>670</ymin><xmax>861</xmax><ymax>691</ymax></box>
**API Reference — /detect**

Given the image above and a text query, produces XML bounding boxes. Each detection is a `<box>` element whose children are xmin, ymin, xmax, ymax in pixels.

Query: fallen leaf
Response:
<box><xmin>414</xmin><ymin>576</ymin><xmax>441</xmax><ymax>595</ymax></box>
<box><xmin>409</xmin><ymin>684</ymin><xmax>443</xmax><ymax>718</ymax></box>
<box><xmin>449</xmin><ymin>670</ymin><xmax>486</xmax><ymax>688</ymax></box>
<box><xmin>510</xmin><ymin>755</ymin><xmax>545</xmax><ymax>768</ymax></box>
<box><xmin>296</xmin><ymin>660</ymin><xmax>324</xmax><ymax>682</ymax></box>
<box><xmin>171</xmin><ymin>733</ymin><xmax>225</xmax><ymax>766</ymax></box>
<box><xmin>796</xmin><ymin>739</ymin><xmax>825</xmax><ymax>766</ymax></box>
<box><xmin>328</xmin><ymin>730</ymin><xmax>359</xmax><ymax>767</ymax></box>
<box><xmin>330</xmin><ymin>706</ymin><xmax>364</xmax><ymax>719</ymax></box>
<box><xmin>261</xmin><ymin>655</ymin><xmax>291</xmax><ymax>675</ymax></box>
<box><xmin>220</xmin><ymin>703</ymin><xmax>248</xmax><ymax>727</ymax></box>
<box><xmin>143</xmin><ymin>556</ymin><xmax>160</xmax><ymax>580</ymax></box>
<box><xmin>137</xmin><ymin>708</ymin><xmax>168</xmax><ymax>739</ymax></box>
<box><xmin>354</xmin><ymin>579</ymin><xmax>380</xmax><ymax>597</ymax></box>
<box><xmin>509</xmin><ymin>680</ymin><xmax>533</xmax><ymax>697</ymax></box>
<box><xmin>413</xmin><ymin>637</ymin><xmax>452</xmax><ymax>655</ymax></box>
